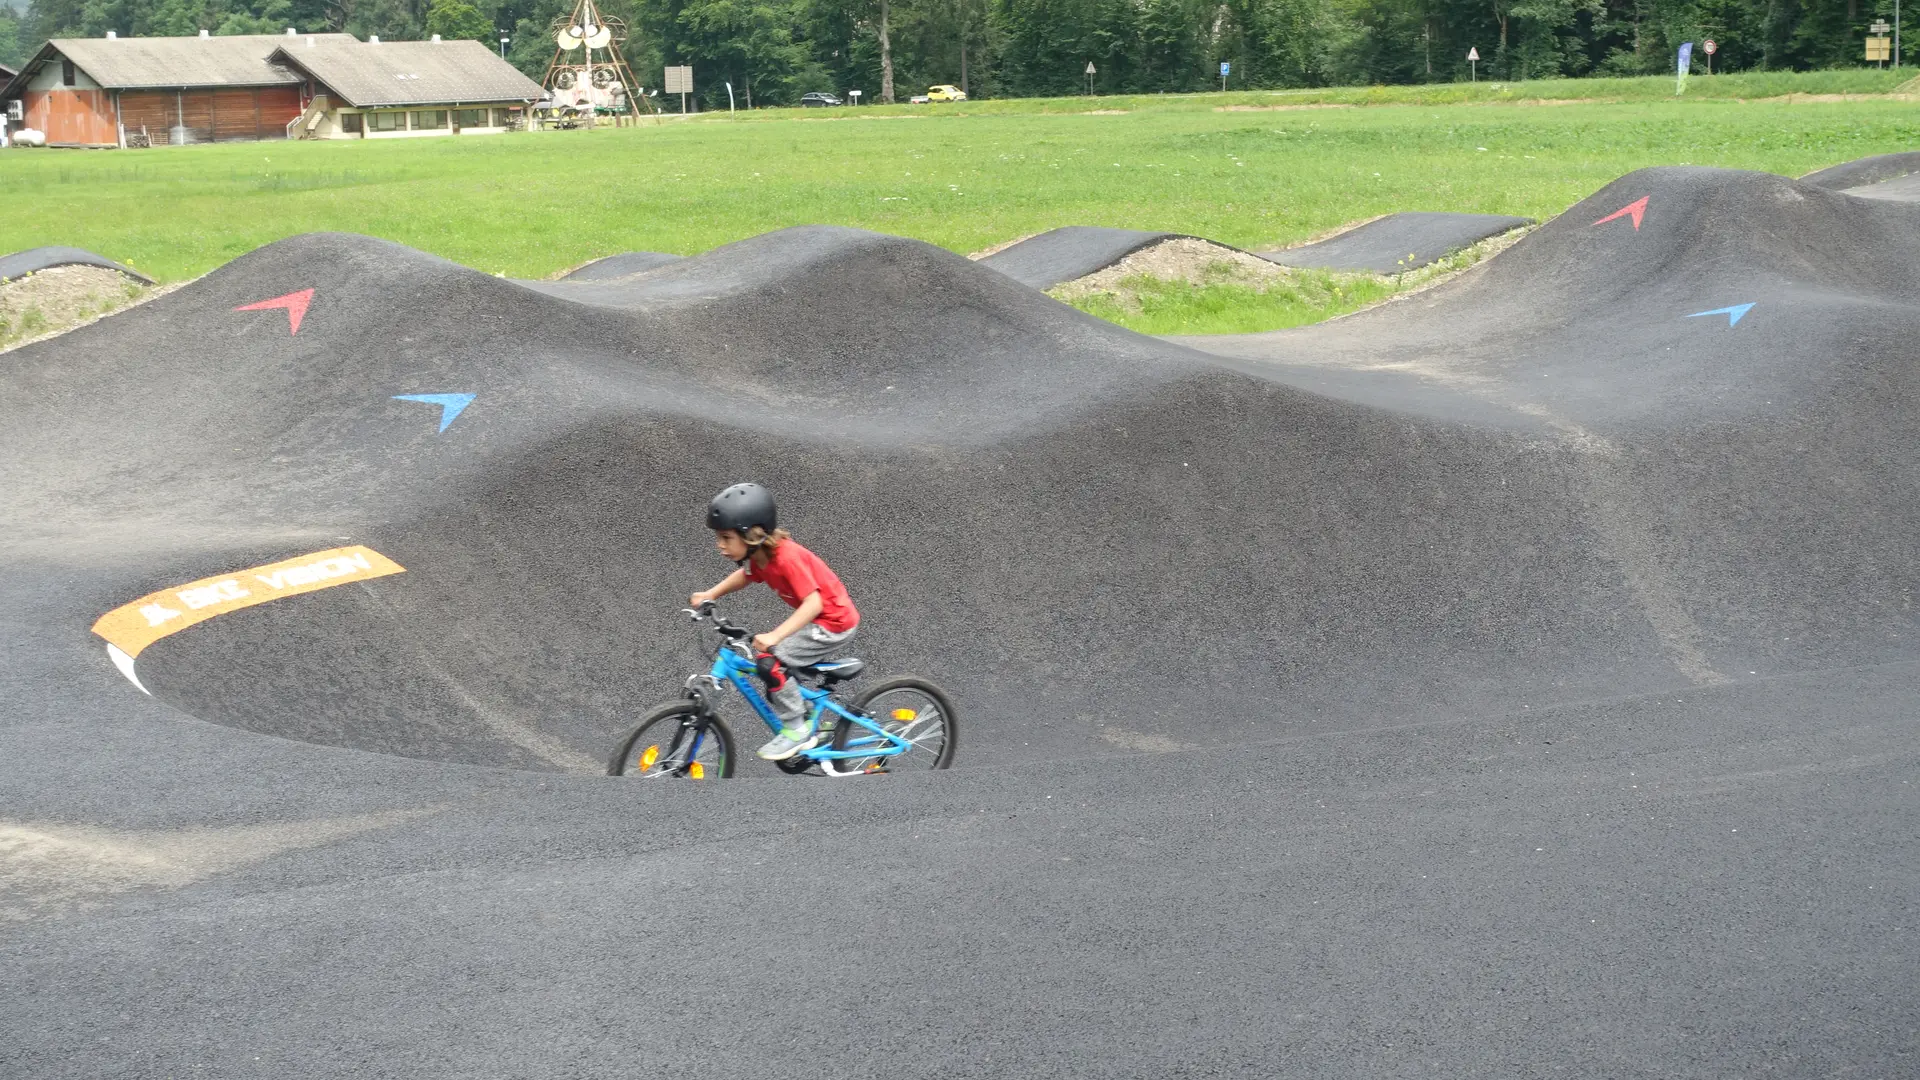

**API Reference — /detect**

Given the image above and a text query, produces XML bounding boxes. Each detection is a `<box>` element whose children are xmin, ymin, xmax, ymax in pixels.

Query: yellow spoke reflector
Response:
<box><xmin>891</xmin><ymin>708</ymin><xmax>918</xmax><ymax>721</ymax></box>
<box><xmin>92</xmin><ymin>545</ymin><xmax>405</xmax><ymax>658</ymax></box>
<box><xmin>688</xmin><ymin>761</ymin><xmax>706</xmax><ymax>780</ymax></box>
<box><xmin>640</xmin><ymin>745</ymin><xmax>659</xmax><ymax>770</ymax></box>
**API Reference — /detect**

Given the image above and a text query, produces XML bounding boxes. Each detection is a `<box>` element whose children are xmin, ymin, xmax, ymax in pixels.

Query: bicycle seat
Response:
<box><xmin>795</xmin><ymin>657</ymin><xmax>864</xmax><ymax>685</ymax></box>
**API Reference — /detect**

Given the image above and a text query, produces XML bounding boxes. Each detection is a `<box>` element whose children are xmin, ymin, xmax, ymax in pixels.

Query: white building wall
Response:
<box><xmin>320</xmin><ymin>105</ymin><xmax>518</xmax><ymax>140</ymax></box>
<box><xmin>27</xmin><ymin>56</ymin><xmax>102</xmax><ymax>91</ymax></box>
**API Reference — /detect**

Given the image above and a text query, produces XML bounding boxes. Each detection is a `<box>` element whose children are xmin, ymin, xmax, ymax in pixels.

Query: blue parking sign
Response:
<box><xmin>1220</xmin><ymin>62</ymin><xmax>1230</xmax><ymax>77</ymax></box>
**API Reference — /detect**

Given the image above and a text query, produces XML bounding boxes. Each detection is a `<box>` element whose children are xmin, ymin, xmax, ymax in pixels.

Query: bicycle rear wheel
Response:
<box><xmin>608</xmin><ymin>702</ymin><xmax>736</xmax><ymax>779</ymax></box>
<box><xmin>836</xmin><ymin>677</ymin><xmax>958</xmax><ymax>773</ymax></box>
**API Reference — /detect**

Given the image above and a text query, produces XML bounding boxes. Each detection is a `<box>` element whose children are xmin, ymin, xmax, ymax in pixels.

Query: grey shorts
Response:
<box><xmin>772</xmin><ymin>622</ymin><xmax>857</xmax><ymax>669</ymax></box>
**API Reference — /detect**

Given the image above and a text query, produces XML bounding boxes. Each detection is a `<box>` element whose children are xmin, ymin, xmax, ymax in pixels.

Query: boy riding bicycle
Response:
<box><xmin>689</xmin><ymin>483</ymin><xmax>860</xmax><ymax>761</ymax></box>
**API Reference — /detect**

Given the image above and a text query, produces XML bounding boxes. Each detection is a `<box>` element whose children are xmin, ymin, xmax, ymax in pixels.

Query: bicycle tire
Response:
<box><xmin>836</xmin><ymin>676</ymin><xmax>958</xmax><ymax>772</ymax></box>
<box><xmin>607</xmin><ymin>701</ymin><xmax>736</xmax><ymax>779</ymax></box>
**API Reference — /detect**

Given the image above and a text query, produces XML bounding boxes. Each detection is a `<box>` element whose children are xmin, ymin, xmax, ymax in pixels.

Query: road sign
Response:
<box><xmin>1868</xmin><ymin>36</ymin><xmax>1892</xmax><ymax>61</ymax></box>
<box><xmin>848</xmin><ymin>89</ymin><xmax>862</xmax><ymax>103</ymax></box>
<box><xmin>1703</xmin><ymin>39</ymin><xmax>1716</xmax><ymax>54</ymax></box>
<box><xmin>1086</xmin><ymin>62</ymin><xmax>1096</xmax><ymax>75</ymax></box>
<box><xmin>664</xmin><ymin>64</ymin><xmax>692</xmax><ymax>113</ymax></box>
<box><xmin>1871</xmin><ymin>19</ymin><xmax>1891</xmax><ymax>33</ymax></box>
<box><xmin>1467</xmin><ymin>46</ymin><xmax>1478</xmax><ymax>81</ymax></box>
<box><xmin>1467</xmin><ymin>47</ymin><xmax>1479</xmax><ymax>61</ymax></box>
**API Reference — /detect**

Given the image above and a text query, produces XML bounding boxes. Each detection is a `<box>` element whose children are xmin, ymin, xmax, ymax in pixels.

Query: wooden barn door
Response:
<box><xmin>118</xmin><ymin>91</ymin><xmax>174</xmax><ymax>146</ymax></box>
<box><xmin>177</xmin><ymin>90</ymin><xmax>214</xmax><ymax>143</ymax></box>
<box><xmin>254</xmin><ymin>87</ymin><xmax>302</xmax><ymax>139</ymax></box>
<box><xmin>211</xmin><ymin>88</ymin><xmax>258</xmax><ymax>141</ymax></box>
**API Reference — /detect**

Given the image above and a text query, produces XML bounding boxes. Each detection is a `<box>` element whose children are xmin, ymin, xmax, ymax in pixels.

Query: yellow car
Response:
<box><xmin>926</xmin><ymin>85</ymin><xmax>968</xmax><ymax>102</ymax></box>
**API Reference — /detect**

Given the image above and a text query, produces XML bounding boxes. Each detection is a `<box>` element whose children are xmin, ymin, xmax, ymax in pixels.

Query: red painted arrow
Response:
<box><xmin>234</xmin><ymin>288</ymin><xmax>315</xmax><ymax>335</ymax></box>
<box><xmin>1592</xmin><ymin>196</ymin><xmax>1648</xmax><ymax>231</ymax></box>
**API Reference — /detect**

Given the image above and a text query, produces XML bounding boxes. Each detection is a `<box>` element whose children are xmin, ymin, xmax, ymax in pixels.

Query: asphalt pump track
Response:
<box><xmin>977</xmin><ymin>213</ymin><xmax>1535</xmax><ymax>287</ymax></box>
<box><xmin>2</xmin><ymin>161</ymin><xmax>1917</xmax><ymax>1077</ymax></box>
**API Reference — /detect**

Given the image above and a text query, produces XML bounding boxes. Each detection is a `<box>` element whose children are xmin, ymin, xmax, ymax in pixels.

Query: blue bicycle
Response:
<box><xmin>608</xmin><ymin>603</ymin><xmax>958</xmax><ymax>779</ymax></box>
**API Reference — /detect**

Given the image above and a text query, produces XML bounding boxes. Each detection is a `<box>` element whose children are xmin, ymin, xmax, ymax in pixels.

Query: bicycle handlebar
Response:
<box><xmin>683</xmin><ymin>602</ymin><xmax>752</xmax><ymax>643</ymax></box>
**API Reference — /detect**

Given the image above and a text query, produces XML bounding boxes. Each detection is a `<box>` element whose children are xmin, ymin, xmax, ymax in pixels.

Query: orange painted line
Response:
<box><xmin>91</xmin><ymin>545</ymin><xmax>404</xmax><ymax>658</ymax></box>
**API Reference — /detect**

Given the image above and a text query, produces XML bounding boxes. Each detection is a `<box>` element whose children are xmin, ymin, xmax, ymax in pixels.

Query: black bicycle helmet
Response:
<box><xmin>705</xmin><ymin>482</ymin><xmax>777</xmax><ymax>533</ymax></box>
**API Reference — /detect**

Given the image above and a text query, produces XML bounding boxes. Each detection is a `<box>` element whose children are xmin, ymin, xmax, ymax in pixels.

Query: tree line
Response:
<box><xmin>3</xmin><ymin>0</ymin><xmax>1910</xmax><ymax>106</ymax></box>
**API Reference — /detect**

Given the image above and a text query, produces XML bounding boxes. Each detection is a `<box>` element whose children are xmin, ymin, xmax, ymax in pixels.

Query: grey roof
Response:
<box><xmin>0</xmin><ymin>63</ymin><xmax>16</xmax><ymax>83</ymax></box>
<box><xmin>269</xmin><ymin>39</ymin><xmax>544</xmax><ymax>107</ymax></box>
<box><xmin>44</xmin><ymin>34</ymin><xmax>358</xmax><ymax>89</ymax></box>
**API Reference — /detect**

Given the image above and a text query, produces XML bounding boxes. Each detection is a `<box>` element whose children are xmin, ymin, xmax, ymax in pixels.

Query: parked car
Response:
<box><xmin>909</xmin><ymin>93</ymin><xmax>930</xmax><ymax>104</ymax></box>
<box><xmin>926</xmin><ymin>85</ymin><xmax>967</xmax><ymax>102</ymax></box>
<box><xmin>800</xmin><ymin>92</ymin><xmax>842</xmax><ymax>107</ymax></box>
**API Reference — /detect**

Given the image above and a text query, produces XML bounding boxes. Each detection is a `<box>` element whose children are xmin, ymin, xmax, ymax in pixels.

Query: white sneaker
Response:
<box><xmin>757</xmin><ymin>725</ymin><xmax>819</xmax><ymax>761</ymax></box>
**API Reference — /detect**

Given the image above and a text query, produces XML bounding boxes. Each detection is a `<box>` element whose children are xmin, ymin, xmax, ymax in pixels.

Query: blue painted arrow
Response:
<box><xmin>393</xmin><ymin>393</ymin><xmax>476</xmax><ymax>432</ymax></box>
<box><xmin>1685</xmin><ymin>303</ymin><xmax>1754</xmax><ymax>328</ymax></box>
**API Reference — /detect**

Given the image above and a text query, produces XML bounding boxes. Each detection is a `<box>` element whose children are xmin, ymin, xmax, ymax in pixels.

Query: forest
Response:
<box><xmin>2</xmin><ymin>0</ymin><xmax>1910</xmax><ymax>107</ymax></box>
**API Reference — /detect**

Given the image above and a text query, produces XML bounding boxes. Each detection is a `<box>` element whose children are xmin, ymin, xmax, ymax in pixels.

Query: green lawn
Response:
<box><xmin>0</xmin><ymin>70</ymin><xmax>1913</xmax><ymax>289</ymax></box>
<box><xmin>777</xmin><ymin>68</ymin><xmax>1919</xmax><ymax>117</ymax></box>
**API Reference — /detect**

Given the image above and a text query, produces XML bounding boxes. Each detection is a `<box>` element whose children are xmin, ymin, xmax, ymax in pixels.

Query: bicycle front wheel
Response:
<box><xmin>837</xmin><ymin>677</ymin><xmax>958</xmax><ymax>773</ymax></box>
<box><xmin>608</xmin><ymin>702</ymin><xmax>736</xmax><ymax>780</ymax></box>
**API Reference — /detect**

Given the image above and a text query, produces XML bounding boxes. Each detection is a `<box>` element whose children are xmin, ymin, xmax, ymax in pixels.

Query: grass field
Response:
<box><xmin>0</xmin><ymin>69</ymin><xmax>1913</xmax><ymax>333</ymax></box>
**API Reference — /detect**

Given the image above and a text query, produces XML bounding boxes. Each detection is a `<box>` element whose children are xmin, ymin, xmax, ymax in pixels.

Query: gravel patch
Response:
<box><xmin>0</xmin><ymin>266</ymin><xmax>171</xmax><ymax>354</ymax></box>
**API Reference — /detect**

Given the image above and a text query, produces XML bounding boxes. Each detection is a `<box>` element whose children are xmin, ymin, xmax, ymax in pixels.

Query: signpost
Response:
<box><xmin>664</xmin><ymin>64</ymin><xmax>693</xmax><ymax>113</ymax></box>
<box><xmin>1467</xmin><ymin>46</ymin><xmax>1478</xmax><ymax>82</ymax></box>
<box><xmin>1702</xmin><ymin>38</ymin><xmax>1715</xmax><ymax>75</ymax></box>
<box><xmin>1869</xmin><ymin>20</ymin><xmax>1893</xmax><ymax>67</ymax></box>
<box><xmin>1086</xmin><ymin>61</ymin><xmax>1095</xmax><ymax>96</ymax></box>
<box><xmin>1220</xmin><ymin>60</ymin><xmax>1230</xmax><ymax>92</ymax></box>
<box><xmin>848</xmin><ymin>89</ymin><xmax>862</xmax><ymax>105</ymax></box>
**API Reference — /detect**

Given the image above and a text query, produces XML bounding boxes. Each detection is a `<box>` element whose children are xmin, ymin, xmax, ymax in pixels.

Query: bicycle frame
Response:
<box><xmin>688</xmin><ymin>622</ymin><xmax>915</xmax><ymax>777</ymax></box>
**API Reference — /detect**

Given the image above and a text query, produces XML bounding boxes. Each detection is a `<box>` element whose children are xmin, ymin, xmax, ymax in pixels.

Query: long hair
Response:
<box><xmin>741</xmin><ymin>525</ymin><xmax>790</xmax><ymax>568</ymax></box>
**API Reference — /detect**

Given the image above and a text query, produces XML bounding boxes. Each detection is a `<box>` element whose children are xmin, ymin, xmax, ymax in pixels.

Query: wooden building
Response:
<box><xmin>0</xmin><ymin>32</ymin><xmax>540</xmax><ymax>148</ymax></box>
<box><xmin>0</xmin><ymin>32</ymin><xmax>355</xmax><ymax>147</ymax></box>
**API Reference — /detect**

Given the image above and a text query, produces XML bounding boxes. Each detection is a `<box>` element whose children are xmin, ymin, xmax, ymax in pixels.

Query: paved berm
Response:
<box><xmin>978</xmin><ymin>225</ymin><xmax>1201</xmax><ymax>287</ymax></box>
<box><xmin>0</xmin><ymin>245</ymin><xmax>153</xmax><ymax>284</ymax></box>
<box><xmin>1257</xmin><ymin>210</ymin><xmax>1534</xmax><ymax>272</ymax></box>
<box><xmin>1</xmin><ymin>161</ymin><xmax>1916</xmax><ymax>1077</ymax></box>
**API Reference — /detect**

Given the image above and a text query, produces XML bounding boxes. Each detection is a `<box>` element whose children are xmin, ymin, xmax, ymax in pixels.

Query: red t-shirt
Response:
<box><xmin>745</xmin><ymin>539</ymin><xmax>860</xmax><ymax>633</ymax></box>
